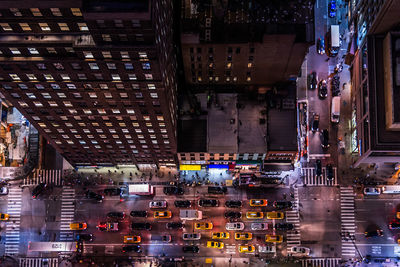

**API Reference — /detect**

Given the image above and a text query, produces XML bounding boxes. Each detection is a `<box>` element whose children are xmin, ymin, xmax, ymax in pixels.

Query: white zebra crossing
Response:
<box><xmin>19</xmin><ymin>258</ymin><xmax>58</xmax><ymax>267</ymax></box>
<box><xmin>60</xmin><ymin>187</ymin><xmax>75</xmax><ymax>241</ymax></box>
<box><xmin>286</xmin><ymin>187</ymin><xmax>301</xmax><ymax>249</ymax></box>
<box><xmin>23</xmin><ymin>169</ymin><xmax>63</xmax><ymax>186</ymax></box>
<box><xmin>225</xmin><ymin>245</ymin><xmax>236</xmax><ymax>254</ymax></box>
<box><xmin>301</xmin><ymin>258</ymin><xmax>341</xmax><ymax>267</ymax></box>
<box><xmin>340</xmin><ymin>187</ymin><xmax>356</xmax><ymax>258</ymax></box>
<box><xmin>5</xmin><ymin>187</ymin><xmax>22</xmax><ymax>255</ymax></box>
<box><xmin>301</xmin><ymin>167</ymin><xmax>338</xmax><ymax>186</ymax></box>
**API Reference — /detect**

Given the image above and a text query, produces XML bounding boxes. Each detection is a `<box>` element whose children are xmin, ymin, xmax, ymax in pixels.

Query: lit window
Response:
<box><xmin>121</xmin><ymin>51</ymin><xmax>129</xmax><ymax>59</ymax></box>
<box><xmin>10</xmin><ymin>48</ymin><xmax>21</xmax><ymax>55</ymax></box>
<box><xmin>35</xmin><ymin>84</ymin><xmax>45</xmax><ymax>90</ymax></box>
<box><xmin>246</xmin><ymin>76</ymin><xmax>251</xmax><ymax>82</ymax></box>
<box><xmin>142</xmin><ymin>62</ymin><xmax>151</xmax><ymax>70</ymax></box>
<box><xmin>0</xmin><ymin>23</ymin><xmax>12</xmax><ymax>31</ymax></box>
<box><xmin>106</xmin><ymin>63</ymin><xmax>116</xmax><ymax>70</ymax></box>
<box><xmin>71</xmin><ymin>8</ymin><xmax>82</xmax><ymax>16</ymax></box>
<box><xmin>88</xmin><ymin>93</ymin><xmax>97</xmax><ymax>98</ymax></box>
<box><xmin>247</xmin><ymin>62</ymin><xmax>252</xmax><ymax>68</ymax></box>
<box><xmin>100</xmin><ymin>84</ymin><xmax>108</xmax><ymax>90</ymax></box>
<box><xmin>72</xmin><ymin>93</ymin><xmax>82</xmax><ymax>98</ymax></box>
<box><xmin>157</xmin><ymin>116</ymin><xmax>164</xmax><ymax>121</ymax></box>
<box><xmin>63</xmin><ymin>101</ymin><xmax>72</xmax><ymax>107</ymax></box>
<box><xmin>233</xmin><ymin>77</ymin><xmax>237</xmax><ymax>82</ymax></box>
<box><xmin>50</xmin><ymin>84</ymin><xmax>60</xmax><ymax>90</ymax></box>
<box><xmin>131</xmin><ymin>84</ymin><xmax>140</xmax><ymax>90</ymax></box>
<box><xmin>58</xmin><ymin>23</ymin><xmax>69</xmax><ymax>31</ymax></box>
<box><xmin>89</xmin><ymin>63</ymin><xmax>99</xmax><ymax>70</ymax></box>
<box><xmin>112</xmin><ymin>109</ymin><xmax>120</xmax><ymax>114</ymax></box>
<box><xmin>47</xmin><ymin>47</ymin><xmax>57</xmax><ymax>54</ymax></box>
<box><xmin>53</xmin><ymin>63</ymin><xmax>64</xmax><ymax>70</ymax></box>
<box><xmin>18</xmin><ymin>84</ymin><xmax>28</xmax><ymax>90</ymax></box>
<box><xmin>44</xmin><ymin>74</ymin><xmax>54</xmax><ymax>80</ymax></box>
<box><xmin>48</xmin><ymin>101</ymin><xmax>58</xmax><ymax>107</ymax></box>
<box><xmin>139</xmin><ymin>52</ymin><xmax>147</xmax><ymax>58</ymax></box>
<box><xmin>39</xmin><ymin>23</ymin><xmax>51</xmax><ymax>31</ymax></box>
<box><xmin>147</xmin><ymin>84</ymin><xmax>156</xmax><ymax>90</ymax></box>
<box><xmin>126</xmin><ymin>109</ymin><xmax>135</xmax><ymax>114</ymax></box>
<box><xmin>30</xmin><ymin>8</ymin><xmax>42</xmax><ymax>16</ymax></box>
<box><xmin>83</xmin><ymin>52</ymin><xmax>94</xmax><ymax>59</ymax></box>
<box><xmin>135</xmin><ymin>92</ymin><xmax>143</xmax><ymax>98</ymax></box>
<box><xmin>104</xmin><ymin>93</ymin><xmax>112</xmax><ymax>99</ymax></box>
<box><xmin>94</xmin><ymin>74</ymin><xmax>103</xmax><ymax>80</ymax></box>
<box><xmin>50</xmin><ymin>8</ymin><xmax>62</xmax><ymax>16</ymax></box>
<box><xmin>77</xmin><ymin>23</ymin><xmax>88</xmax><ymax>31</ymax></box>
<box><xmin>20</xmin><ymin>23</ymin><xmax>32</xmax><ymax>31</ymax></box>
<box><xmin>60</xmin><ymin>74</ymin><xmax>70</xmax><ymax>80</ymax></box>
<box><xmin>57</xmin><ymin>93</ymin><xmax>66</xmax><ymax>98</ymax></box>
<box><xmin>226</xmin><ymin>62</ymin><xmax>232</xmax><ymax>68</ymax></box>
<box><xmin>115</xmin><ymin>84</ymin><xmax>124</xmax><ymax>90</ymax></box>
<box><xmin>150</xmin><ymin>93</ymin><xmax>158</xmax><ymax>98</ymax></box>
<box><xmin>102</xmin><ymin>51</ymin><xmax>112</xmax><ymax>59</ymax></box>
<box><xmin>26</xmin><ymin>74</ymin><xmax>37</xmax><ymax>81</ymax></box>
<box><xmin>83</xmin><ymin>109</ymin><xmax>92</xmax><ymax>114</ymax></box>
<box><xmin>10</xmin><ymin>8</ymin><xmax>22</xmax><ymax>17</ymax></box>
<box><xmin>215</xmin><ymin>76</ymin><xmax>219</xmax><ymax>82</ymax></box>
<box><xmin>35</xmin><ymin>63</ymin><xmax>46</xmax><ymax>70</ymax></box>
<box><xmin>78</xmin><ymin>74</ymin><xmax>87</xmax><ymax>80</ymax></box>
<box><xmin>102</xmin><ymin>34</ymin><xmax>111</xmax><ymax>42</ymax></box>
<box><xmin>66</xmin><ymin>84</ymin><xmax>76</xmax><ymax>89</ymax></box>
<box><xmin>42</xmin><ymin>93</ymin><xmax>51</xmax><ymax>99</ymax></box>
<box><xmin>128</xmin><ymin>74</ymin><xmax>137</xmax><ymax>80</ymax></box>
<box><xmin>112</xmin><ymin>74</ymin><xmax>121</xmax><ymax>81</ymax></box>
<box><xmin>124</xmin><ymin>63</ymin><xmax>134</xmax><ymax>70</ymax></box>
<box><xmin>33</xmin><ymin>102</ymin><xmax>43</xmax><ymax>107</ymax></box>
<box><xmin>145</xmin><ymin>74</ymin><xmax>153</xmax><ymax>80</ymax></box>
<box><xmin>119</xmin><ymin>93</ymin><xmax>128</xmax><ymax>98</ymax></box>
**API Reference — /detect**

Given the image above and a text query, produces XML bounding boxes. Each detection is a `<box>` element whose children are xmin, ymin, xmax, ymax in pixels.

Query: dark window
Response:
<box><xmin>236</xmin><ymin>47</ymin><xmax>240</xmax><ymax>54</ymax></box>
<box><xmin>228</xmin><ymin>47</ymin><xmax>232</xmax><ymax>53</ymax></box>
<box><xmin>197</xmin><ymin>47</ymin><xmax>201</xmax><ymax>53</ymax></box>
<box><xmin>250</xmin><ymin>47</ymin><xmax>255</xmax><ymax>53</ymax></box>
<box><xmin>208</xmin><ymin>47</ymin><xmax>213</xmax><ymax>53</ymax></box>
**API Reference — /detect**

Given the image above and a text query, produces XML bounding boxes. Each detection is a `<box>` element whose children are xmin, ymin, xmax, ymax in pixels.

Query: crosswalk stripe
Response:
<box><xmin>301</xmin><ymin>167</ymin><xmax>338</xmax><ymax>186</ymax></box>
<box><xmin>301</xmin><ymin>258</ymin><xmax>341</xmax><ymax>267</ymax></box>
<box><xmin>340</xmin><ymin>186</ymin><xmax>356</xmax><ymax>258</ymax></box>
<box><xmin>5</xmin><ymin>188</ymin><xmax>22</xmax><ymax>255</ymax></box>
<box><xmin>19</xmin><ymin>257</ymin><xmax>59</xmax><ymax>267</ymax></box>
<box><xmin>286</xmin><ymin>187</ymin><xmax>301</xmax><ymax>250</ymax></box>
<box><xmin>59</xmin><ymin>187</ymin><xmax>75</xmax><ymax>241</ymax></box>
<box><xmin>23</xmin><ymin>169</ymin><xmax>63</xmax><ymax>186</ymax></box>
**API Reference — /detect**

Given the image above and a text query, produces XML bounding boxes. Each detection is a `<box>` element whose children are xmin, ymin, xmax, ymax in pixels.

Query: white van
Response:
<box><xmin>331</xmin><ymin>96</ymin><xmax>340</xmax><ymax>123</ymax></box>
<box><xmin>180</xmin><ymin>210</ymin><xmax>202</xmax><ymax>220</ymax></box>
<box><xmin>382</xmin><ymin>186</ymin><xmax>400</xmax><ymax>194</ymax></box>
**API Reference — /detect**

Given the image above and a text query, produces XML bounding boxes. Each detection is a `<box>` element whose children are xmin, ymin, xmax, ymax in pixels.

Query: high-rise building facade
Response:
<box><xmin>0</xmin><ymin>0</ymin><xmax>178</xmax><ymax>167</ymax></box>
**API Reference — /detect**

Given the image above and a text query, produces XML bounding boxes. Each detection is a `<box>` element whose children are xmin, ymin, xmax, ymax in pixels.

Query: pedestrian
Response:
<box><xmin>325</xmin><ymin>57</ymin><xmax>330</xmax><ymax>62</ymax></box>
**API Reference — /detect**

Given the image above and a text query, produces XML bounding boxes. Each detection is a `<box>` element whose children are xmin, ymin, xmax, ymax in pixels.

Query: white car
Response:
<box><xmin>0</xmin><ymin>186</ymin><xmax>8</xmax><ymax>195</ymax></box>
<box><xmin>251</xmin><ymin>223</ymin><xmax>268</xmax><ymax>231</ymax></box>
<box><xmin>363</xmin><ymin>187</ymin><xmax>381</xmax><ymax>195</ymax></box>
<box><xmin>258</xmin><ymin>245</ymin><xmax>276</xmax><ymax>253</ymax></box>
<box><xmin>290</xmin><ymin>246</ymin><xmax>310</xmax><ymax>256</ymax></box>
<box><xmin>226</xmin><ymin>222</ymin><xmax>244</xmax><ymax>231</ymax></box>
<box><xmin>182</xmin><ymin>233</ymin><xmax>201</xmax><ymax>241</ymax></box>
<box><xmin>149</xmin><ymin>200</ymin><xmax>167</xmax><ymax>209</ymax></box>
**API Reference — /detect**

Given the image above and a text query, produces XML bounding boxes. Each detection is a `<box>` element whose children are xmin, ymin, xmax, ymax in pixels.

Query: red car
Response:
<box><xmin>97</xmin><ymin>222</ymin><xmax>119</xmax><ymax>232</ymax></box>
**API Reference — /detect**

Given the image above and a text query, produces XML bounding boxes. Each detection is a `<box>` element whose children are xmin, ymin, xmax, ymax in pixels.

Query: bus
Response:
<box><xmin>382</xmin><ymin>186</ymin><xmax>400</xmax><ymax>194</ymax></box>
<box><xmin>325</xmin><ymin>25</ymin><xmax>340</xmax><ymax>57</ymax></box>
<box><xmin>28</xmin><ymin>242</ymin><xmax>77</xmax><ymax>252</ymax></box>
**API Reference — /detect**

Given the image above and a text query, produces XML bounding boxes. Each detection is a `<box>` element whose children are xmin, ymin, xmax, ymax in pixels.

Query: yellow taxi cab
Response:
<box><xmin>154</xmin><ymin>211</ymin><xmax>172</xmax><ymax>219</ymax></box>
<box><xmin>246</xmin><ymin>211</ymin><xmax>264</xmax><ymax>219</ymax></box>
<box><xmin>397</xmin><ymin>212</ymin><xmax>400</xmax><ymax>220</ymax></box>
<box><xmin>238</xmin><ymin>245</ymin><xmax>255</xmax><ymax>253</ymax></box>
<box><xmin>249</xmin><ymin>199</ymin><xmax>268</xmax><ymax>207</ymax></box>
<box><xmin>70</xmin><ymin>222</ymin><xmax>87</xmax><ymax>230</ymax></box>
<box><xmin>207</xmin><ymin>241</ymin><xmax>224</xmax><ymax>249</ymax></box>
<box><xmin>212</xmin><ymin>232</ymin><xmax>230</xmax><ymax>239</ymax></box>
<box><xmin>266</xmin><ymin>211</ymin><xmax>285</xmax><ymax>220</ymax></box>
<box><xmin>0</xmin><ymin>213</ymin><xmax>9</xmax><ymax>221</ymax></box>
<box><xmin>265</xmin><ymin>234</ymin><xmax>283</xmax><ymax>243</ymax></box>
<box><xmin>195</xmin><ymin>222</ymin><xmax>213</xmax><ymax>230</ymax></box>
<box><xmin>124</xmin><ymin>235</ymin><xmax>141</xmax><ymax>243</ymax></box>
<box><xmin>234</xmin><ymin>232</ymin><xmax>253</xmax><ymax>240</ymax></box>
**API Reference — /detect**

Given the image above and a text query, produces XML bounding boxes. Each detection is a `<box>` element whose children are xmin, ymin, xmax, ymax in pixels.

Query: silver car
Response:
<box><xmin>149</xmin><ymin>200</ymin><xmax>167</xmax><ymax>209</ymax></box>
<box><xmin>182</xmin><ymin>233</ymin><xmax>201</xmax><ymax>241</ymax></box>
<box><xmin>0</xmin><ymin>186</ymin><xmax>8</xmax><ymax>195</ymax></box>
<box><xmin>225</xmin><ymin>222</ymin><xmax>244</xmax><ymax>231</ymax></box>
<box><xmin>251</xmin><ymin>223</ymin><xmax>268</xmax><ymax>231</ymax></box>
<box><xmin>363</xmin><ymin>187</ymin><xmax>381</xmax><ymax>195</ymax></box>
<box><xmin>258</xmin><ymin>245</ymin><xmax>276</xmax><ymax>253</ymax></box>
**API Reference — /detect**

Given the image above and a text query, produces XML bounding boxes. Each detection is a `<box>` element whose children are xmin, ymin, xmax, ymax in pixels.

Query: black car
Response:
<box><xmin>107</xmin><ymin>212</ymin><xmax>125</xmax><ymax>220</ymax></box>
<box><xmin>311</xmin><ymin>113</ymin><xmax>319</xmax><ymax>133</ymax></box>
<box><xmin>326</xmin><ymin>164</ymin><xmax>334</xmax><ymax>180</ymax></box>
<box><xmin>208</xmin><ymin>186</ymin><xmax>227</xmax><ymax>194</ymax></box>
<box><xmin>315</xmin><ymin>160</ymin><xmax>322</xmax><ymax>176</ymax></box>
<box><xmin>198</xmin><ymin>199</ymin><xmax>219</xmax><ymax>207</ymax></box>
<box><xmin>166</xmin><ymin>222</ymin><xmax>184</xmax><ymax>230</ymax></box>
<box><xmin>163</xmin><ymin>186</ymin><xmax>184</xmax><ymax>195</ymax></box>
<box><xmin>103</xmin><ymin>188</ymin><xmax>122</xmax><ymax>196</ymax></box>
<box><xmin>174</xmin><ymin>200</ymin><xmax>191</xmax><ymax>208</ymax></box>
<box><xmin>274</xmin><ymin>223</ymin><xmax>294</xmax><ymax>231</ymax></box>
<box><xmin>75</xmin><ymin>233</ymin><xmax>94</xmax><ymax>242</ymax></box>
<box><xmin>85</xmin><ymin>190</ymin><xmax>104</xmax><ymax>202</ymax></box>
<box><xmin>32</xmin><ymin>183</ymin><xmax>48</xmax><ymax>199</ymax></box>
<box><xmin>182</xmin><ymin>245</ymin><xmax>199</xmax><ymax>253</ymax></box>
<box><xmin>225</xmin><ymin>200</ymin><xmax>242</xmax><ymax>208</ymax></box>
<box><xmin>321</xmin><ymin>129</ymin><xmax>330</xmax><ymax>149</ymax></box>
<box><xmin>131</xmin><ymin>223</ymin><xmax>152</xmax><ymax>230</ymax></box>
<box><xmin>364</xmin><ymin>229</ymin><xmax>383</xmax><ymax>238</ymax></box>
<box><xmin>318</xmin><ymin>80</ymin><xmax>328</xmax><ymax>99</ymax></box>
<box><xmin>273</xmin><ymin>201</ymin><xmax>293</xmax><ymax>210</ymax></box>
<box><xmin>130</xmin><ymin>210</ymin><xmax>148</xmax><ymax>217</ymax></box>
<box><xmin>389</xmin><ymin>221</ymin><xmax>400</xmax><ymax>229</ymax></box>
<box><xmin>307</xmin><ymin>71</ymin><xmax>318</xmax><ymax>90</ymax></box>
<box><xmin>122</xmin><ymin>245</ymin><xmax>141</xmax><ymax>253</ymax></box>
<box><xmin>224</xmin><ymin>211</ymin><xmax>242</xmax><ymax>219</ymax></box>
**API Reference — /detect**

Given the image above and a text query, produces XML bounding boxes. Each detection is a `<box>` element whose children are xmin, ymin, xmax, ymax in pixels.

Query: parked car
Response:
<box><xmin>251</xmin><ymin>223</ymin><xmax>268</xmax><ymax>231</ymax></box>
<box><xmin>311</xmin><ymin>113</ymin><xmax>320</xmax><ymax>133</ymax></box>
<box><xmin>224</xmin><ymin>211</ymin><xmax>241</xmax><ymax>219</ymax></box>
<box><xmin>32</xmin><ymin>183</ymin><xmax>48</xmax><ymax>199</ymax></box>
<box><xmin>226</xmin><ymin>222</ymin><xmax>245</xmax><ymax>231</ymax></box>
<box><xmin>106</xmin><ymin>212</ymin><xmax>125</xmax><ymax>220</ymax></box>
<box><xmin>149</xmin><ymin>201</ymin><xmax>167</xmax><ymax>209</ymax></box>
<box><xmin>307</xmin><ymin>71</ymin><xmax>318</xmax><ymax>90</ymax></box>
<box><xmin>166</xmin><ymin>222</ymin><xmax>184</xmax><ymax>230</ymax></box>
<box><xmin>97</xmin><ymin>222</ymin><xmax>118</xmax><ymax>232</ymax></box>
<box><xmin>326</xmin><ymin>164</ymin><xmax>334</xmax><ymax>181</ymax></box>
<box><xmin>131</xmin><ymin>223</ymin><xmax>152</xmax><ymax>231</ymax></box>
<box><xmin>85</xmin><ymin>190</ymin><xmax>103</xmax><ymax>202</ymax></box>
<box><xmin>389</xmin><ymin>221</ymin><xmax>400</xmax><ymax>230</ymax></box>
<box><xmin>174</xmin><ymin>200</ymin><xmax>191</xmax><ymax>208</ymax></box>
<box><xmin>122</xmin><ymin>245</ymin><xmax>141</xmax><ymax>253</ymax></box>
<box><xmin>225</xmin><ymin>200</ymin><xmax>242</xmax><ymax>208</ymax></box>
<box><xmin>274</xmin><ymin>223</ymin><xmax>294</xmax><ymax>231</ymax></box>
<box><xmin>315</xmin><ymin>160</ymin><xmax>322</xmax><ymax>176</ymax></box>
<box><xmin>198</xmin><ymin>199</ymin><xmax>218</xmax><ymax>207</ymax></box>
<box><xmin>321</xmin><ymin>129</ymin><xmax>330</xmax><ymax>149</ymax></box>
<box><xmin>130</xmin><ymin>210</ymin><xmax>148</xmax><ymax>217</ymax></box>
<box><xmin>151</xmin><ymin>235</ymin><xmax>171</xmax><ymax>243</ymax></box>
<box><xmin>273</xmin><ymin>201</ymin><xmax>292</xmax><ymax>210</ymax></box>
<box><xmin>316</xmin><ymin>37</ymin><xmax>325</xmax><ymax>55</ymax></box>
<box><xmin>75</xmin><ymin>233</ymin><xmax>93</xmax><ymax>242</ymax></box>
<box><xmin>208</xmin><ymin>186</ymin><xmax>227</xmax><ymax>194</ymax></box>
<box><xmin>328</xmin><ymin>0</ymin><xmax>337</xmax><ymax>18</ymax></box>
<box><xmin>182</xmin><ymin>245</ymin><xmax>199</xmax><ymax>253</ymax></box>
<box><xmin>290</xmin><ymin>246</ymin><xmax>311</xmax><ymax>256</ymax></box>
<box><xmin>163</xmin><ymin>186</ymin><xmax>184</xmax><ymax>195</ymax></box>
<box><xmin>365</xmin><ymin>229</ymin><xmax>383</xmax><ymax>238</ymax></box>
<box><xmin>258</xmin><ymin>245</ymin><xmax>276</xmax><ymax>253</ymax></box>
<box><xmin>103</xmin><ymin>188</ymin><xmax>122</xmax><ymax>196</ymax></box>
<box><xmin>363</xmin><ymin>187</ymin><xmax>381</xmax><ymax>195</ymax></box>
<box><xmin>182</xmin><ymin>233</ymin><xmax>201</xmax><ymax>241</ymax></box>
<box><xmin>0</xmin><ymin>186</ymin><xmax>8</xmax><ymax>195</ymax></box>
<box><xmin>318</xmin><ymin>80</ymin><xmax>328</xmax><ymax>99</ymax></box>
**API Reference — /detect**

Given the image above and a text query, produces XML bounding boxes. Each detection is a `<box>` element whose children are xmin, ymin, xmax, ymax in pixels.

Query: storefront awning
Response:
<box><xmin>179</xmin><ymin>164</ymin><xmax>201</xmax><ymax>171</ymax></box>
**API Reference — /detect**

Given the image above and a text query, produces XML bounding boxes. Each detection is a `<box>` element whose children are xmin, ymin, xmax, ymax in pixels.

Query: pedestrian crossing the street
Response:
<box><xmin>301</xmin><ymin>167</ymin><xmax>338</xmax><ymax>186</ymax></box>
<box><xmin>19</xmin><ymin>258</ymin><xmax>58</xmax><ymax>267</ymax></box>
<box><xmin>286</xmin><ymin>187</ymin><xmax>301</xmax><ymax>249</ymax></box>
<box><xmin>340</xmin><ymin>187</ymin><xmax>356</xmax><ymax>258</ymax></box>
<box><xmin>59</xmin><ymin>187</ymin><xmax>75</xmax><ymax>241</ymax></box>
<box><xmin>5</xmin><ymin>187</ymin><xmax>22</xmax><ymax>255</ymax></box>
<box><xmin>23</xmin><ymin>169</ymin><xmax>63</xmax><ymax>186</ymax></box>
<box><xmin>301</xmin><ymin>258</ymin><xmax>341</xmax><ymax>267</ymax></box>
